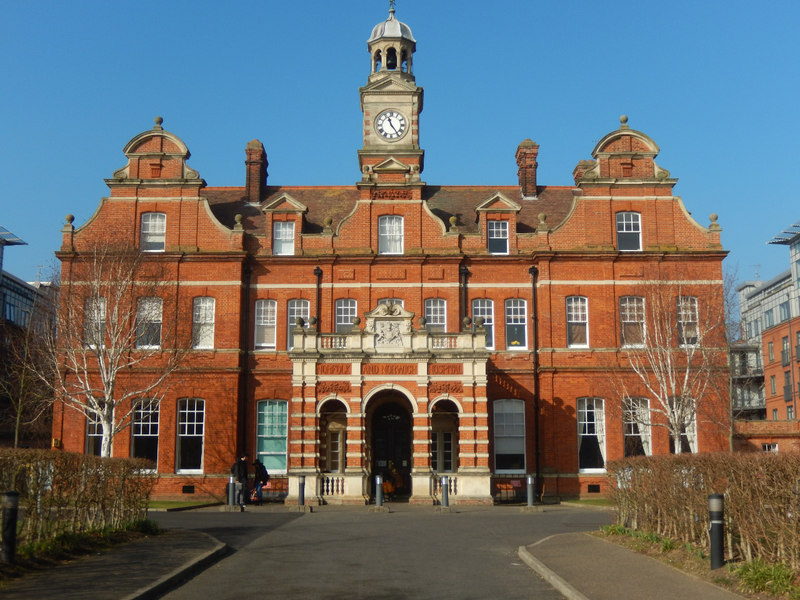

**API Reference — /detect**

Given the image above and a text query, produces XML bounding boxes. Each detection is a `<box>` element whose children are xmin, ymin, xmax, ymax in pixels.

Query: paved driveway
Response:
<box><xmin>153</xmin><ymin>504</ymin><xmax>611</xmax><ymax>600</ymax></box>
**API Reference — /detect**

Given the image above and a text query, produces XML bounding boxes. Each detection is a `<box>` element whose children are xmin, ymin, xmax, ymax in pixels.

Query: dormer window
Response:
<box><xmin>273</xmin><ymin>222</ymin><xmax>295</xmax><ymax>256</ymax></box>
<box><xmin>487</xmin><ymin>221</ymin><xmax>509</xmax><ymax>254</ymax></box>
<box><xmin>140</xmin><ymin>213</ymin><xmax>166</xmax><ymax>252</ymax></box>
<box><xmin>616</xmin><ymin>212</ymin><xmax>641</xmax><ymax>251</ymax></box>
<box><xmin>378</xmin><ymin>215</ymin><xmax>403</xmax><ymax>254</ymax></box>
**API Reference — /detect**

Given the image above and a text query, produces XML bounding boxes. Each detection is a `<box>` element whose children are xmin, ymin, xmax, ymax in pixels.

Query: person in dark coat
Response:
<box><xmin>252</xmin><ymin>459</ymin><xmax>270</xmax><ymax>505</ymax></box>
<box><xmin>231</xmin><ymin>454</ymin><xmax>248</xmax><ymax>508</ymax></box>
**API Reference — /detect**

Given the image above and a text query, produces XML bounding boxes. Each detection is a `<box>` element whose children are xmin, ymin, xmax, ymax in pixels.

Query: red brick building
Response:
<box><xmin>52</xmin><ymin>8</ymin><xmax>729</xmax><ymax>502</ymax></box>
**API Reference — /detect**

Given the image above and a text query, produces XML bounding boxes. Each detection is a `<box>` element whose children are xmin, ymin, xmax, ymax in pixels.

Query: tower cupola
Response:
<box><xmin>367</xmin><ymin>3</ymin><xmax>416</xmax><ymax>82</ymax></box>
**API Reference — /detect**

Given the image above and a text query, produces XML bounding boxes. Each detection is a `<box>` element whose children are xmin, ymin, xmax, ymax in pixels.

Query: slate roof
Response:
<box><xmin>203</xmin><ymin>185</ymin><xmax>578</xmax><ymax>236</ymax></box>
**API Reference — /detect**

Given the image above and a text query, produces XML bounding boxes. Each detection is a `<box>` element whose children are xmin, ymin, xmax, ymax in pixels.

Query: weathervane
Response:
<box><xmin>389</xmin><ymin>0</ymin><xmax>396</xmax><ymax>12</ymax></box>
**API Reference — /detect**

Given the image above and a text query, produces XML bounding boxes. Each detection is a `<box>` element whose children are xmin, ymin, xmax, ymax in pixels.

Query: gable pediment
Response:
<box><xmin>262</xmin><ymin>193</ymin><xmax>308</xmax><ymax>214</ymax></box>
<box><xmin>373</xmin><ymin>157</ymin><xmax>411</xmax><ymax>173</ymax></box>
<box><xmin>363</xmin><ymin>76</ymin><xmax>419</xmax><ymax>93</ymax></box>
<box><xmin>475</xmin><ymin>192</ymin><xmax>521</xmax><ymax>213</ymax></box>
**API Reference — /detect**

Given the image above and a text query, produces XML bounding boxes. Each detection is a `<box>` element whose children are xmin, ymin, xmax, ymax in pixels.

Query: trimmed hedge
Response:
<box><xmin>0</xmin><ymin>449</ymin><xmax>156</xmax><ymax>546</ymax></box>
<box><xmin>607</xmin><ymin>453</ymin><xmax>800</xmax><ymax>570</ymax></box>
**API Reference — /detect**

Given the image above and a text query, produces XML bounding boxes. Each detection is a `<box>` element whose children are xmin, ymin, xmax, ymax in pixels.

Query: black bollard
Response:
<box><xmin>375</xmin><ymin>474</ymin><xmax>383</xmax><ymax>506</ymax></box>
<box><xmin>527</xmin><ymin>475</ymin><xmax>535</xmax><ymax>506</ymax></box>
<box><xmin>708</xmin><ymin>493</ymin><xmax>724</xmax><ymax>569</ymax></box>
<box><xmin>441</xmin><ymin>476</ymin><xmax>449</xmax><ymax>508</ymax></box>
<box><xmin>2</xmin><ymin>491</ymin><xmax>20</xmax><ymax>564</ymax></box>
<box><xmin>298</xmin><ymin>475</ymin><xmax>306</xmax><ymax>506</ymax></box>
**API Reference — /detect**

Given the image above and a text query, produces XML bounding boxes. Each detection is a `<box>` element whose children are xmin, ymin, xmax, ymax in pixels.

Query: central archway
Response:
<box><xmin>368</xmin><ymin>394</ymin><xmax>412</xmax><ymax>499</ymax></box>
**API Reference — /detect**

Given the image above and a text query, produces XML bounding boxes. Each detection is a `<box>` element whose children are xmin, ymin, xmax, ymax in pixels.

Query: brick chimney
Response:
<box><xmin>245</xmin><ymin>140</ymin><xmax>268</xmax><ymax>203</ymax></box>
<box><xmin>515</xmin><ymin>139</ymin><xmax>539</xmax><ymax>198</ymax></box>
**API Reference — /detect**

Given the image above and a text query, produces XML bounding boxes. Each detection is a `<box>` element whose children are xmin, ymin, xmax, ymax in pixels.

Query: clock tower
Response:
<box><xmin>358</xmin><ymin>5</ymin><xmax>424</xmax><ymax>190</ymax></box>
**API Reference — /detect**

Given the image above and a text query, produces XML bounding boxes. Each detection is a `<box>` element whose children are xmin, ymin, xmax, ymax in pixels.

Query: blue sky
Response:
<box><xmin>2</xmin><ymin>1</ymin><xmax>798</xmax><ymax>285</ymax></box>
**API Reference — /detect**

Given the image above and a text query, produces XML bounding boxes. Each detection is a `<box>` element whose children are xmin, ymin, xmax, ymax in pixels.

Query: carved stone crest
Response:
<box><xmin>364</xmin><ymin>303</ymin><xmax>414</xmax><ymax>350</ymax></box>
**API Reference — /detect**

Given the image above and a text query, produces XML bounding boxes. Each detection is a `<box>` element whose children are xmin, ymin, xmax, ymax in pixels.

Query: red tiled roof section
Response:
<box><xmin>203</xmin><ymin>184</ymin><xmax>578</xmax><ymax>235</ymax></box>
<box><xmin>425</xmin><ymin>185</ymin><xmax>577</xmax><ymax>233</ymax></box>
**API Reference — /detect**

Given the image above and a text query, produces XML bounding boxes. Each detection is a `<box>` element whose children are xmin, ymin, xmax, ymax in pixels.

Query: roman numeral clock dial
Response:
<box><xmin>375</xmin><ymin>110</ymin><xmax>407</xmax><ymax>140</ymax></box>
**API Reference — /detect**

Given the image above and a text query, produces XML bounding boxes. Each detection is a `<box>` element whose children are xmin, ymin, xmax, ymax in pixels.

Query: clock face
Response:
<box><xmin>375</xmin><ymin>110</ymin><xmax>407</xmax><ymax>140</ymax></box>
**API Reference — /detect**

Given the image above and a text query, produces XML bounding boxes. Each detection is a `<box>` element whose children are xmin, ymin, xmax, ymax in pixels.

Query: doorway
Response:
<box><xmin>370</xmin><ymin>399</ymin><xmax>411</xmax><ymax>499</ymax></box>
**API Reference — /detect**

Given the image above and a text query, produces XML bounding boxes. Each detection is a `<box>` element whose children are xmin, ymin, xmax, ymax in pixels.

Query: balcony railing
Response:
<box><xmin>291</xmin><ymin>327</ymin><xmax>489</xmax><ymax>355</ymax></box>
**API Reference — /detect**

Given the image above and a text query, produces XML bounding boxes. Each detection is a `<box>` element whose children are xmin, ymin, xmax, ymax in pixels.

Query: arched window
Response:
<box><xmin>386</xmin><ymin>47</ymin><xmax>398</xmax><ymax>70</ymax></box>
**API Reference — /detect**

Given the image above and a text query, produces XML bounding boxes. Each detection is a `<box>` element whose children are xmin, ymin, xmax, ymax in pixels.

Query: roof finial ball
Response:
<box><xmin>154</xmin><ymin>116</ymin><xmax>163</xmax><ymax>130</ymax></box>
<box><xmin>619</xmin><ymin>115</ymin><xmax>629</xmax><ymax>129</ymax></box>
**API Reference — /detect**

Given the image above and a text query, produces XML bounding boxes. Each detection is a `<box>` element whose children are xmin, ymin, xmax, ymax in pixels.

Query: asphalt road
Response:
<box><xmin>152</xmin><ymin>504</ymin><xmax>611</xmax><ymax>600</ymax></box>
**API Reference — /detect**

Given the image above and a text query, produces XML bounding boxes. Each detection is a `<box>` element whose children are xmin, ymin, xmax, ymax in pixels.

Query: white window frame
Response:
<box><xmin>86</xmin><ymin>412</ymin><xmax>103</xmax><ymax>456</ymax></box>
<box><xmin>176</xmin><ymin>398</ymin><xmax>204</xmax><ymax>473</ymax></box>
<box><xmin>192</xmin><ymin>297</ymin><xmax>215</xmax><ymax>349</ymax></box>
<box><xmin>619</xmin><ymin>296</ymin><xmax>645</xmax><ymax>348</ymax></box>
<box><xmin>493</xmin><ymin>399</ymin><xmax>525</xmax><ymax>473</ymax></box>
<box><xmin>136</xmin><ymin>297</ymin><xmax>163</xmax><ymax>349</ymax></box>
<box><xmin>616</xmin><ymin>212</ymin><xmax>641</xmax><ymax>251</ymax></box>
<box><xmin>254</xmin><ymin>299</ymin><xmax>277</xmax><ymax>349</ymax></box>
<box><xmin>677</xmin><ymin>296</ymin><xmax>699</xmax><ymax>347</ymax></box>
<box><xmin>577</xmin><ymin>397</ymin><xmax>606</xmax><ymax>472</ymax></box>
<box><xmin>472</xmin><ymin>299</ymin><xmax>494</xmax><ymax>349</ymax></box>
<box><xmin>487</xmin><ymin>220</ymin><xmax>509</xmax><ymax>254</ymax></box>
<box><xmin>762</xmin><ymin>443</ymin><xmax>778</xmax><ymax>453</ymax></box>
<box><xmin>272</xmin><ymin>221</ymin><xmax>295</xmax><ymax>256</ymax></box>
<box><xmin>424</xmin><ymin>298</ymin><xmax>446</xmax><ymax>332</ymax></box>
<box><xmin>131</xmin><ymin>398</ymin><xmax>159</xmax><ymax>466</ymax></box>
<box><xmin>287</xmin><ymin>299</ymin><xmax>310</xmax><ymax>350</ymax></box>
<box><xmin>140</xmin><ymin>212</ymin><xmax>166</xmax><ymax>252</ymax></box>
<box><xmin>84</xmin><ymin>296</ymin><xmax>106</xmax><ymax>348</ymax></box>
<box><xmin>504</xmin><ymin>299</ymin><xmax>527</xmax><ymax>350</ymax></box>
<box><xmin>335</xmin><ymin>299</ymin><xmax>358</xmax><ymax>333</ymax></box>
<box><xmin>623</xmin><ymin>397</ymin><xmax>651</xmax><ymax>457</ymax></box>
<box><xmin>566</xmin><ymin>296</ymin><xmax>589</xmax><ymax>348</ymax></box>
<box><xmin>378</xmin><ymin>215</ymin><xmax>403</xmax><ymax>255</ymax></box>
<box><xmin>431</xmin><ymin>431</ymin><xmax>455</xmax><ymax>473</ymax></box>
<box><xmin>257</xmin><ymin>400</ymin><xmax>288</xmax><ymax>475</ymax></box>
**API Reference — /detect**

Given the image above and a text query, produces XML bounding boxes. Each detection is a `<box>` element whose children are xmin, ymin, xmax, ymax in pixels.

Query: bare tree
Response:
<box><xmin>41</xmin><ymin>242</ymin><xmax>186</xmax><ymax>457</ymax></box>
<box><xmin>614</xmin><ymin>284</ymin><xmax>729</xmax><ymax>455</ymax></box>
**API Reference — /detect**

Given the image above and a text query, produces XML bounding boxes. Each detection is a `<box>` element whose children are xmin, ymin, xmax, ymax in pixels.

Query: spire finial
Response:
<box><xmin>389</xmin><ymin>0</ymin><xmax>395</xmax><ymax>14</ymax></box>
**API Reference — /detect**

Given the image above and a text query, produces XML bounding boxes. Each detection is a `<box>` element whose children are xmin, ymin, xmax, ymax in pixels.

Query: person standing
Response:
<box><xmin>231</xmin><ymin>454</ymin><xmax>249</xmax><ymax>510</ymax></box>
<box><xmin>252</xmin><ymin>459</ymin><xmax>270</xmax><ymax>505</ymax></box>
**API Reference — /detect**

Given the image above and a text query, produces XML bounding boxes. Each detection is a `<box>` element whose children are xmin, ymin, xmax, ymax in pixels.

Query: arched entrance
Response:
<box><xmin>368</xmin><ymin>395</ymin><xmax>412</xmax><ymax>499</ymax></box>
